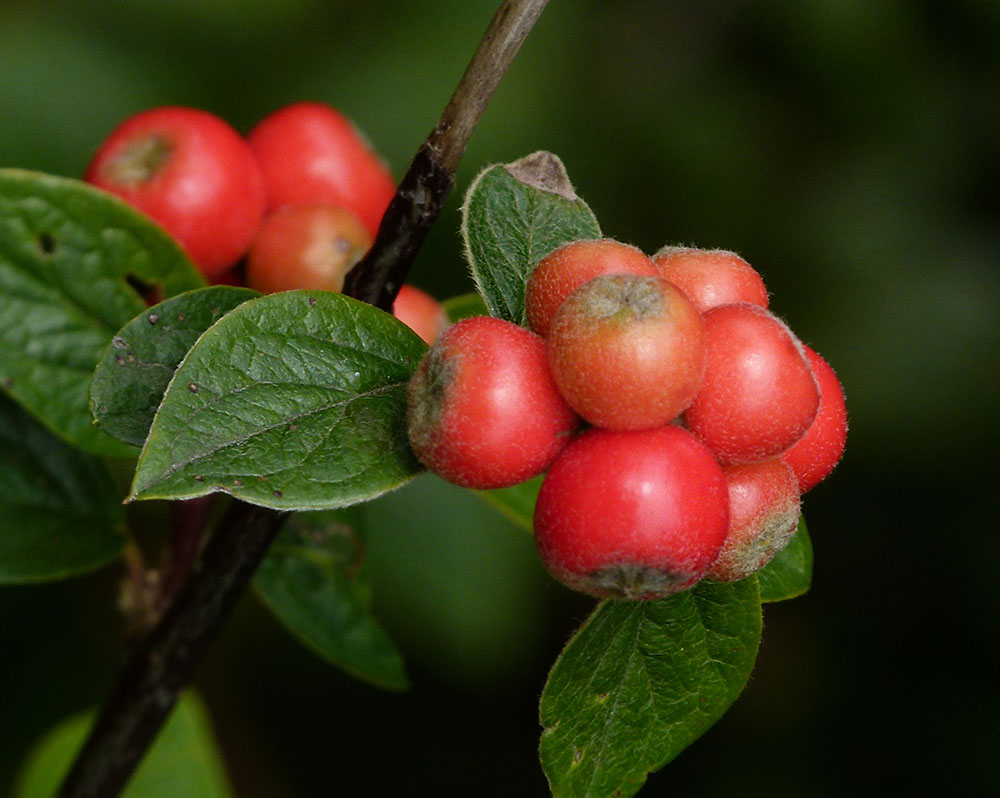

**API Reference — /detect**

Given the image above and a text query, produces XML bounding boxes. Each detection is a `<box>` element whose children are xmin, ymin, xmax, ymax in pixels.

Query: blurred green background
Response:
<box><xmin>2</xmin><ymin>0</ymin><xmax>998</xmax><ymax>794</ymax></box>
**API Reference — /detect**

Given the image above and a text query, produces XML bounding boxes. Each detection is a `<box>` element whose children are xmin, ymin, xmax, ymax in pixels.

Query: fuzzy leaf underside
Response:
<box><xmin>0</xmin><ymin>392</ymin><xmax>124</xmax><ymax>583</ymax></box>
<box><xmin>0</xmin><ymin>168</ymin><xmax>204</xmax><ymax>456</ymax></box>
<box><xmin>462</xmin><ymin>152</ymin><xmax>601</xmax><ymax>325</ymax></box>
<box><xmin>129</xmin><ymin>290</ymin><xmax>426</xmax><ymax>510</ymax></box>
<box><xmin>539</xmin><ymin>579</ymin><xmax>762</xmax><ymax>798</ymax></box>
<box><xmin>90</xmin><ymin>285</ymin><xmax>259</xmax><ymax>447</ymax></box>
<box><xmin>756</xmin><ymin>515</ymin><xmax>813</xmax><ymax>602</ymax></box>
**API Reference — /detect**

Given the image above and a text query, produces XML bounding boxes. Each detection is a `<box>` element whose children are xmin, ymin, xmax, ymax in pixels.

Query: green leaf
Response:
<box><xmin>90</xmin><ymin>285</ymin><xmax>259</xmax><ymax>447</ymax></box>
<box><xmin>0</xmin><ymin>168</ymin><xmax>204</xmax><ymax>456</ymax></box>
<box><xmin>0</xmin><ymin>392</ymin><xmax>124</xmax><ymax>583</ymax></box>
<box><xmin>476</xmin><ymin>474</ymin><xmax>542</xmax><ymax>532</ymax></box>
<box><xmin>461</xmin><ymin>151</ymin><xmax>602</xmax><ymax>325</ymax></box>
<box><xmin>129</xmin><ymin>290</ymin><xmax>426</xmax><ymax>510</ymax></box>
<box><xmin>254</xmin><ymin>508</ymin><xmax>409</xmax><ymax>690</ymax></box>
<box><xmin>14</xmin><ymin>692</ymin><xmax>232</xmax><ymax>798</ymax></box>
<box><xmin>756</xmin><ymin>515</ymin><xmax>813</xmax><ymax>602</ymax></box>
<box><xmin>539</xmin><ymin>579</ymin><xmax>762</xmax><ymax>798</ymax></box>
<box><xmin>441</xmin><ymin>291</ymin><xmax>488</xmax><ymax>323</ymax></box>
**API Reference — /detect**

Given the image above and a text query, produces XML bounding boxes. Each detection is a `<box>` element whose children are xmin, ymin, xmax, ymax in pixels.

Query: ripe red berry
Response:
<box><xmin>707</xmin><ymin>458</ymin><xmax>801</xmax><ymax>582</ymax></box>
<box><xmin>247</xmin><ymin>102</ymin><xmax>396</xmax><ymax>238</ymax></box>
<box><xmin>781</xmin><ymin>345</ymin><xmax>848</xmax><ymax>492</ymax></box>
<box><xmin>546</xmin><ymin>274</ymin><xmax>705</xmax><ymax>430</ymax></box>
<box><xmin>525</xmin><ymin>238</ymin><xmax>659</xmax><ymax>337</ymax></box>
<box><xmin>407</xmin><ymin>316</ymin><xmax>579</xmax><ymax>490</ymax></box>
<box><xmin>85</xmin><ymin>106</ymin><xmax>266</xmax><ymax>279</ymax></box>
<box><xmin>392</xmin><ymin>284</ymin><xmax>449</xmax><ymax>345</ymax></box>
<box><xmin>245</xmin><ymin>203</ymin><xmax>371</xmax><ymax>294</ymax></box>
<box><xmin>684</xmin><ymin>303</ymin><xmax>820</xmax><ymax>464</ymax></box>
<box><xmin>652</xmin><ymin>246</ymin><xmax>769</xmax><ymax>313</ymax></box>
<box><xmin>533</xmin><ymin>426</ymin><xmax>730</xmax><ymax>599</ymax></box>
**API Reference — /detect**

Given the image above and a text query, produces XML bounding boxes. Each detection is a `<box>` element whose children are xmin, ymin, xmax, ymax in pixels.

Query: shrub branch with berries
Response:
<box><xmin>1</xmin><ymin>10</ymin><xmax>845</xmax><ymax>798</ymax></box>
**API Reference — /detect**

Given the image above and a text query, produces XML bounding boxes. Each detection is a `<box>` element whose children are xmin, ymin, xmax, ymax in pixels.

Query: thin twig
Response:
<box><xmin>59</xmin><ymin>502</ymin><xmax>290</xmax><ymax>798</ymax></box>
<box><xmin>57</xmin><ymin>1</ymin><xmax>550</xmax><ymax>795</ymax></box>
<box><xmin>343</xmin><ymin>0</ymin><xmax>550</xmax><ymax>310</ymax></box>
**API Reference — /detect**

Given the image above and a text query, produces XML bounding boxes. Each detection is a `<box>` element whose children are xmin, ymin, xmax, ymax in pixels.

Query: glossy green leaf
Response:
<box><xmin>477</xmin><ymin>474</ymin><xmax>542</xmax><ymax>532</ymax></box>
<box><xmin>461</xmin><ymin>151</ymin><xmax>601</xmax><ymax>325</ymax></box>
<box><xmin>756</xmin><ymin>515</ymin><xmax>813</xmax><ymax>602</ymax></box>
<box><xmin>441</xmin><ymin>291</ymin><xmax>488</xmax><ymax>323</ymax></box>
<box><xmin>90</xmin><ymin>285</ymin><xmax>259</xmax><ymax>447</ymax></box>
<box><xmin>0</xmin><ymin>168</ymin><xmax>205</xmax><ymax>456</ymax></box>
<box><xmin>254</xmin><ymin>508</ymin><xmax>408</xmax><ymax>690</ymax></box>
<box><xmin>0</xmin><ymin>392</ymin><xmax>124</xmax><ymax>583</ymax></box>
<box><xmin>129</xmin><ymin>290</ymin><xmax>426</xmax><ymax>510</ymax></box>
<box><xmin>14</xmin><ymin>692</ymin><xmax>231</xmax><ymax>798</ymax></box>
<box><xmin>539</xmin><ymin>579</ymin><xmax>762</xmax><ymax>798</ymax></box>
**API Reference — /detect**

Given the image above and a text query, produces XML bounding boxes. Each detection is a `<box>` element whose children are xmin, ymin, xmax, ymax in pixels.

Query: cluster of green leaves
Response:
<box><xmin>0</xmin><ymin>155</ymin><xmax>813</xmax><ymax>797</ymax></box>
<box><xmin>0</xmin><ymin>169</ymin><xmax>421</xmax><ymax>788</ymax></box>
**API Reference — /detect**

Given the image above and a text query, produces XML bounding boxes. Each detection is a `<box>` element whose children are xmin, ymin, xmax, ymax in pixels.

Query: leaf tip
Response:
<box><xmin>503</xmin><ymin>151</ymin><xmax>578</xmax><ymax>201</ymax></box>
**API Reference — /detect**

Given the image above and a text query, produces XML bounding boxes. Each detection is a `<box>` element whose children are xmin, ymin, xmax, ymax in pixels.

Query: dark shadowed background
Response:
<box><xmin>2</xmin><ymin>1</ymin><xmax>998</xmax><ymax>795</ymax></box>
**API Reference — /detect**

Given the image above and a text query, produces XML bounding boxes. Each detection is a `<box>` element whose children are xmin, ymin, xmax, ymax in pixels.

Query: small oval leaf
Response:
<box><xmin>539</xmin><ymin>579</ymin><xmax>762</xmax><ymax>798</ymax></box>
<box><xmin>0</xmin><ymin>168</ymin><xmax>204</xmax><ymax>456</ymax></box>
<box><xmin>90</xmin><ymin>285</ymin><xmax>260</xmax><ymax>447</ymax></box>
<box><xmin>129</xmin><ymin>290</ymin><xmax>426</xmax><ymax>510</ymax></box>
<box><xmin>0</xmin><ymin>392</ymin><xmax>124</xmax><ymax>583</ymax></box>
<box><xmin>461</xmin><ymin>152</ymin><xmax>601</xmax><ymax>325</ymax></box>
<box><xmin>441</xmin><ymin>291</ymin><xmax>488</xmax><ymax>323</ymax></box>
<box><xmin>254</xmin><ymin>509</ymin><xmax>409</xmax><ymax>690</ymax></box>
<box><xmin>756</xmin><ymin>515</ymin><xmax>813</xmax><ymax>602</ymax></box>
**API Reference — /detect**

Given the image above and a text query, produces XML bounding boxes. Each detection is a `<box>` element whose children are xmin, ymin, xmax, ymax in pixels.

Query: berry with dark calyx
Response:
<box><xmin>546</xmin><ymin>274</ymin><xmax>705</xmax><ymax>431</ymax></box>
<box><xmin>684</xmin><ymin>302</ymin><xmax>820</xmax><ymax>464</ymax></box>
<box><xmin>533</xmin><ymin>425</ymin><xmax>730</xmax><ymax>600</ymax></box>
<box><xmin>407</xmin><ymin>316</ymin><xmax>579</xmax><ymax>490</ymax></box>
<box><xmin>245</xmin><ymin>203</ymin><xmax>371</xmax><ymax>294</ymax></box>
<box><xmin>781</xmin><ymin>345</ymin><xmax>848</xmax><ymax>492</ymax></box>
<box><xmin>85</xmin><ymin>106</ymin><xmax>266</xmax><ymax>279</ymax></box>
<box><xmin>707</xmin><ymin>458</ymin><xmax>801</xmax><ymax>582</ymax></box>
<box><xmin>652</xmin><ymin>246</ymin><xmax>769</xmax><ymax>313</ymax></box>
<box><xmin>525</xmin><ymin>238</ymin><xmax>659</xmax><ymax>337</ymax></box>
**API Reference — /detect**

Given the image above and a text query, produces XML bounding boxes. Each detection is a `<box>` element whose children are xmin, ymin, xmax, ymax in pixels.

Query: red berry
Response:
<box><xmin>407</xmin><ymin>317</ymin><xmax>579</xmax><ymax>490</ymax></box>
<box><xmin>534</xmin><ymin>426</ymin><xmax>730</xmax><ymax>599</ymax></box>
<box><xmin>684</xmin><ymin>303</ymin><xmax>820</xmax><ymax>464</ymax></box>
<box><xmin>707</xmin><ymin>458</ymin><xmax>801</xmax><ymax>582</ymax></box>
<box><xmin>547</xmin><ymin>274</ymin><xmax>705</xmax><ymax>430</ymax></box>
<box><xmin>247</xmin><ymin>102</ymin><xmax>396</xmax><ymax>238</ymax></box>
<box><xmin>86</xmin><ymin>106</ymin><xmax>265</xmax><ymax>279</ymax></box>
<box><xmin>781</xmin><ymin>345</ymin><xmax>847</xmax><ymax>492</ymax></box>
<box><xmin>392</xmin><ymin>284</ymin><xmax>449</xmax><ymax>345</ymax></box>
<box><xmin>525</xmin><ymin>238</ymin><xmax>658</xmax><ymax>337</ymax></box>
<box><xmin>652</xmin><ymin>246</ymin><xmax>769</xmax><ymax>313</ymax></box>
<box><xmin>245</xmin><ymin>203</ymin><xmax>371</xmax><ymax>294</ymax></box>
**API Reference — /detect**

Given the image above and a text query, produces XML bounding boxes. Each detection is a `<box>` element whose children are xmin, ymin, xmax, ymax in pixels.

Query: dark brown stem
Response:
<box><xmin>59</xmin><ymin>502</ymin><xmax>290</xmax><ymax>798</ymax></box>
<box><xmin>343</xmin><ymin>0</ymin><xmax>550</xmax><ymax>310</ymax></box>
<box><xmin>155</xmin><ymin>496</ymin><xmax>215</xmax><ymax>617</ymax></box>
<box><xmin>57</xmin><ymin>2</ymin><xmax>549</xmax><ymax>795</ymax></box>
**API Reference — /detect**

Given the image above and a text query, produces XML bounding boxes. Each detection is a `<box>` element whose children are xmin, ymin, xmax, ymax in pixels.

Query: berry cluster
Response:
<box><xmin>85</xmin><ymin>103</ymin><xmax>448</xmax><ymax>344</ymax></box>
<box><xmin>407</xmin><ymin>240</ymin><xmax>847</xmax><ymax>599</ymax></box>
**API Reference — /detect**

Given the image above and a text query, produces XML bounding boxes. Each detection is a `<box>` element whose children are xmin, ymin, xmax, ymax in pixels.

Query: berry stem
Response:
<box><xmin>56</xmin><ymin>2</ymin><xmax>550</xmax><ymax>795</ymax></box>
